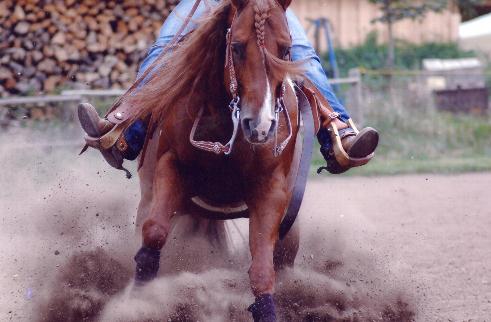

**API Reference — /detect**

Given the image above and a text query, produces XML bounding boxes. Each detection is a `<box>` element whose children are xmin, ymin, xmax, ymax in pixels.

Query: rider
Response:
<box><xmin>78</xmin><ymin>0</ymin><xmax>379</xmax><ymax>174</ymax></box>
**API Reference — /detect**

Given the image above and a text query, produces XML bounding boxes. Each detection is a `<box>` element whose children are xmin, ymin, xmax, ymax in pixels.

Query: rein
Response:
<box><xmin>278</xmin><ymin>85</ymin><xmax>314</xmax><ymax>240</ymax></box>
<box><xmin>189</xmin><ymin>11</ymin><xmax>293</xmax><ymax>157</ymax></box>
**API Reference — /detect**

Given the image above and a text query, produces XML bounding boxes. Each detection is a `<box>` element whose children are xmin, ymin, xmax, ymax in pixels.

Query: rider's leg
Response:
<box><xmin>125</xmin><ymin>0</ymin><xmax>212</xmax><ymax>158</ymax></box>
<box><xmin>138</xmin><ymin>0</ymin><xmax>211</xmax><ymax>77</ymax></box>
<box><xmin>78</xmin><ymin>0</ymin><xmax>210</xmax><ymax>163</ymax></box>
<box><xmin>286</xmin><ymin>10</ymin><xmax>349</xmax><ymax>123</ymax></box>
<box><xmin>286</xmin><ymin>10</ymin><xmax>379</xmax><ymax>173</ymax></box>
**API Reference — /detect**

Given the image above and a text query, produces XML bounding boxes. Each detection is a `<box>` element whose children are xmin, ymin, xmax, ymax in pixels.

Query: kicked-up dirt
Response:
<box><xmin>0</xmin><ymin>139</ymin><xmax>489</xmax><ymax>321</ymax></box>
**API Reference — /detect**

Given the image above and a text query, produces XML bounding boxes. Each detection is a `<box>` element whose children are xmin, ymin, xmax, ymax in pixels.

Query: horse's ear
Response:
<box><xmin>230</xmin><ymin>0</ymin><xmax>247</xmax><ymax>10</ymax></box>
<box><xmin>276</xmin><ymin>0</ymin><xmax>292</xmax><ymax>10</ymax></box>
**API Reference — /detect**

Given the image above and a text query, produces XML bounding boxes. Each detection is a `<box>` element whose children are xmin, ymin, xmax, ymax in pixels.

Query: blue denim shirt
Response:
<box><xmin>138</xmin><ymin>0</ymin><xmax>349</xmax><ymax>121</ymax></box>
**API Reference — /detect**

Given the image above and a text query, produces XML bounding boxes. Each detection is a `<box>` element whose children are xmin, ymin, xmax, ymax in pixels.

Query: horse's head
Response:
<box><xmin>227</xmin><ymin>0</ymin><xmax>298</xmax><ymax>144</ymax></box>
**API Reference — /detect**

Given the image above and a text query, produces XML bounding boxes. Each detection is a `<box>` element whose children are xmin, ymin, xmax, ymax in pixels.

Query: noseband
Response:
<box><xmin>190</xmin><ymin>11</ymin><xmax>293</xmax><ymax>157</ymax></box>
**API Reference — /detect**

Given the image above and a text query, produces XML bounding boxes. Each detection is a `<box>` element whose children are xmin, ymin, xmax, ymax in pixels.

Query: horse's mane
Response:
<box><xmin>122</xmin><ymin>0</ymin><xmax>304</xmax><ymax>125</ymax></box>
<box><xmin>120</xmin><ymin>1</ymin><xmax>231</xmax><ymax>125</ymax></box>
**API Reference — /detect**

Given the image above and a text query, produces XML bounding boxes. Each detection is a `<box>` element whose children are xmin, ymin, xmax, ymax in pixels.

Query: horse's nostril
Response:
<box><xmin>248</xmin><ymin>120</ymin><xmax>255</xmax><ymax>129</ymax></box>
<box><xmin>242</xmin><ymin>118</ymin><xmax>251</xmax><ymax>131</ymax></box>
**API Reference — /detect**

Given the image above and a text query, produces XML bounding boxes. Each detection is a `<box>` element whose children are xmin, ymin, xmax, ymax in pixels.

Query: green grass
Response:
<box><xmin>311</xmin><ymin>96</ymin><xmax>491</xmax><ymax>176</ymax></box>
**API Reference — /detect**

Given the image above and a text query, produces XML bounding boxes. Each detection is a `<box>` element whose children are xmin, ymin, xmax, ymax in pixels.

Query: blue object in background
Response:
<box><xmin>306</xmin><ymin>18</ymin><xmax>341</xmax><ymax>95</ymax></box>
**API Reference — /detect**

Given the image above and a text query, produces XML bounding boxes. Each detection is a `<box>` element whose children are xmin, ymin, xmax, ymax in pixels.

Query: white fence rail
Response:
<box><xmin>0</xmin><ymin>89</ymin><xmax>125</xmax><ymax>108</ymax></box>
<box><xmin>0</xmin><ymin>73</ymin><xmax>364</xmax><ymax>123</ymax></box>
<box><xmin>0</xmin><ymin>89</ymin><xmax>126</xmax><ymax>130</ymax></box>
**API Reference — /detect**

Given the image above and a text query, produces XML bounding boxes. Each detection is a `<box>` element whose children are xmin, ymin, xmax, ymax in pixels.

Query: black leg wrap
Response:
<box><xmin>247</xmin><ymin>294</ymin><xmax>277</xmax><ymax>322</ymax></box>
<box><xmin>134</xmin><ymin>246</ymin><xmax>161</xmax><ymax>283</ymax></box>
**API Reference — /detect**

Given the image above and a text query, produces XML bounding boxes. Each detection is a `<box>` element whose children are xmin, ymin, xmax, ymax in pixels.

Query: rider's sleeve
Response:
<box><xmin>286</xmin><ymin>10</ymin><xmax>350</xmax><ymax>122</ymax></box>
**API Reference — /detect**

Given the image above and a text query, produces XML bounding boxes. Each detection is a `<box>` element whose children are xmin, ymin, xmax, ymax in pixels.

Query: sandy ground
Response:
<box><xmin>311</xmin><ymin>174</ymin><xmax>491</xmax><ymax>321</ymax></box>
<box><xmin>0</xmin><ymin>135</ymin><xmax>490</xmax><ymax>321</ymax></box>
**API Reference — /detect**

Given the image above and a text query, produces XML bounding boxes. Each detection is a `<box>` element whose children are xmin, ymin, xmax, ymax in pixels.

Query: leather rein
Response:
<box><xmin>189</xmin><ymin>12</ymin><xmax>293</xmax><ymax>157</ymax></box>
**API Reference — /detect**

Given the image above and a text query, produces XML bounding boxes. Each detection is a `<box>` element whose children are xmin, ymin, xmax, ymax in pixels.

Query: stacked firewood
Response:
<box><xmin>0</xmin><ymin>0</ymin><xmax>179</xmax><ymax>97</ymax></box>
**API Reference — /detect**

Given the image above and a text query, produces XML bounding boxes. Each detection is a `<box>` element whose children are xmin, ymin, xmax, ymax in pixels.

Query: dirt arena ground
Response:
<box><xmin>0</xmin><ymin>139</ymin><xmax>490</xmax><ymax>321</ymax></box>
<box><xmin>314</xmin><ymin>173</ymin><xmax>491</xmax><ymax>321</ymax></box>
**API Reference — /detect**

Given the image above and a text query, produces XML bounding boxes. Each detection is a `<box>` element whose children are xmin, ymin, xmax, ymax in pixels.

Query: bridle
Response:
<box><xmin>190</xmin><ymin>9</ymin><xmax>293</xmax><ymax>157</ymax></box>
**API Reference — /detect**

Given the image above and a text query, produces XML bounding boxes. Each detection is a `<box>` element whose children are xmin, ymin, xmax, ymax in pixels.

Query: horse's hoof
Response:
<box><xmin>248</xmin><ymin>294</ymin><xmax>277</xmax><ymax>322</ymax></box>
<box><xmin>134</xmin><ymin>246</ymin><xmax>161</xmax><ymax>283</ymax></box>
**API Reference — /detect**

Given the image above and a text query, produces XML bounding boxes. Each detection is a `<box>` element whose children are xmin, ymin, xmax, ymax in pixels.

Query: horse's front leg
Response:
<box><xmin>134</xmin><ymin>151</ymin><xmax>184</xmax><ymax>284</ymax></box>
<box><xmin>246</xmin><ymin>168</ymin><xmax>288</xmax><ymax>322</ymax></box>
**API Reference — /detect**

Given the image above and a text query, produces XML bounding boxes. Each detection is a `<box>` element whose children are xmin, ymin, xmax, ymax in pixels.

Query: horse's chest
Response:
<box><xmin>179</xmin><ymin>157</ymin><xmax>244</xmax><ymax>204</ymax></box>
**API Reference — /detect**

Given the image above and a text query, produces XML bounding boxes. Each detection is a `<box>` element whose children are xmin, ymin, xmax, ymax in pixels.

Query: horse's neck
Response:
<box><xmin>200</xmin><ymin>79</ymin><xmax>229</xmax><ymax>116</ymax></box>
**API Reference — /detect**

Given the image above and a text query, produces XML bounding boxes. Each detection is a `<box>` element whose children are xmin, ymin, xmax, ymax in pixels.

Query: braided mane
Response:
<box><xmin>252</xmin><ymin>0</ymin><xmax>304</xmax><ymax>82</ymax></box>
<box><xmin>253</xmin><ymin>1</ymin><xmax>274</xmax><ymax>47</ymax></box>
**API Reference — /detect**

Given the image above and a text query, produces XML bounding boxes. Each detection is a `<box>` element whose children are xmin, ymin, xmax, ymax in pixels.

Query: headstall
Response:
<box><xmin>190</xmin><ymin>10</ymin><xmax>293</xmax><ymax>157</ymax></box>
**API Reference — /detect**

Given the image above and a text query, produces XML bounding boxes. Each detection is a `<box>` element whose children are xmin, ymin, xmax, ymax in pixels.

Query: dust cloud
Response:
<box><xmin>0</xmin><ymin>128</ymin><xmax>416</xmax><ymax>321</ymax></box>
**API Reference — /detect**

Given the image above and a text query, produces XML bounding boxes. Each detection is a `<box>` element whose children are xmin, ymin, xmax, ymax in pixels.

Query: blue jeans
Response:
<box><xmin>124</xmin><ymin>0</ymin><xmax>349</xmax><ymax>159</ymax></box>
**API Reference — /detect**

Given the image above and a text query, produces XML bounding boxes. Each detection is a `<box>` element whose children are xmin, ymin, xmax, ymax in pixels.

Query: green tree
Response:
<box><xmin>368</xmin><ymin>0</ymin><xmax>448</xmax><ymax>68</ymax></box>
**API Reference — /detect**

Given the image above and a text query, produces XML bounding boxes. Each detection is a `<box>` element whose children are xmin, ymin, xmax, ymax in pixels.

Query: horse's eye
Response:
<box><xmin>281</xmin><ymin>46</ymin><xmax>292</xmax><ymax>60</ymax></box>
<box><xmin>231</xmin><ymin>42</ymin><xmax>245</xmax><ymax>59</ymax></box>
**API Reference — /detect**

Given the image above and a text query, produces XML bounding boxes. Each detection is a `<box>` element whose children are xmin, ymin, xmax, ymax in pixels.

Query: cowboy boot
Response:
<box><xmin>78</xmin><ymin>103</ymin><xmax>132</xmax><ymax>178</ymax></box>
<box><xmin>318</xmin><ymin>122</ymin><xmax>379</xmax><ymax>174</ymax></box>
<box><xmin>299</xmin><ymin>79</ymin><xmax>378</xmax><ymax>174</ymax></box>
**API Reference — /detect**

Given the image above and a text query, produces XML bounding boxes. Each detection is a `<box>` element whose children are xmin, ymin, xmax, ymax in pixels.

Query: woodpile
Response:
<box><xmin>0</xmin><ymin>0</ymin><xmax>179</xmax><ymax>97</ymax></box>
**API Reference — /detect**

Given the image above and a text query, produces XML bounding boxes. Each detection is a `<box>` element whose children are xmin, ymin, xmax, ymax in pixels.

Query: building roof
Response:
<box><xmin>459</xmin><ymin>12</ymin><xmax>491</xmax><ymax>38</ymax></box>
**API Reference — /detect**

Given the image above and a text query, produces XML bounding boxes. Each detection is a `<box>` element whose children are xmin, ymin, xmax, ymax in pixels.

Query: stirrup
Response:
<box><xmin>94</xmin><ymin>124</ymin><xmax>127</xmax><ymax>151</ymax></box>
<box><xmin>80</xmin><ymin>126</ymin><xmax>133</xmax><ymax>179</ymax></box>
<box><xmin>329</xmin><ymin>119</ymin><xmax>375</xmax><ymax>168</ymax></box>
<box><xmin>317</xmin><ymin>119</ymin><xmax>375</xmax><ymax>174</ymax></box>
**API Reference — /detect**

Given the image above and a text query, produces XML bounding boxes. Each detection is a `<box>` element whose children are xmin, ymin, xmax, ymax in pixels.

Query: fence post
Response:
<box><xmin>349</xmin><ymin>68</ymin><xmax>364</xmax><ymax>125</ymax></box>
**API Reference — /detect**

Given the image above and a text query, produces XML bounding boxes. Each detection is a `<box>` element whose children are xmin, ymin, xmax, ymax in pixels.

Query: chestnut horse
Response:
<box><xmin>124</xmin><ymin>0</ymin><xmax>307</xmax><ymax>319</ymax></box>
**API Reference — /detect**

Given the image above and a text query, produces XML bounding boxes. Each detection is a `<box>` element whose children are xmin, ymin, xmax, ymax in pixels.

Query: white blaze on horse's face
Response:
<box><xmin>241</xmin><ymin>74</ymin><xmax>276</xmax><ymax>144</ymax></box>
<box><xmin>232</xmin><ymin>0</ymin><xmax>293</xmax><ymax>145</ymax></box>
<box><xmin>255</xmin><ymin>79</ymin><xmax>275</xmax><ymax>142</ymax></box>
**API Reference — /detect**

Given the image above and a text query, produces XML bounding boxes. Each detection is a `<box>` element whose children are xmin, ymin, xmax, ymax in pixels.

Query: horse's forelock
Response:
<box><xmin>263</xmin><ymin>48</ymin><xmax>305</xmax><ymax>82</ymax></box>
<box><xmin>249</xmin><ymin>0</ymin><xmax>304</xmax><ymax>81</ymax></box>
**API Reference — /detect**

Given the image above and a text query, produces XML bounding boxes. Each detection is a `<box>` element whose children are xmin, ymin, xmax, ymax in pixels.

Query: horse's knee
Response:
<box><xmin>136</xmin><ymin>219</ymin><xmax>168</xmax><ymax>283</ymax></box>
<box><xmin>249</xmin><ymin>260</ymin><xmax>275</xmax><ymax>296</ymax></box>
<box><xmin>142</xmin><ymin>219</ymin><xmax>169</xmax><ymax>249</ymax></box>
